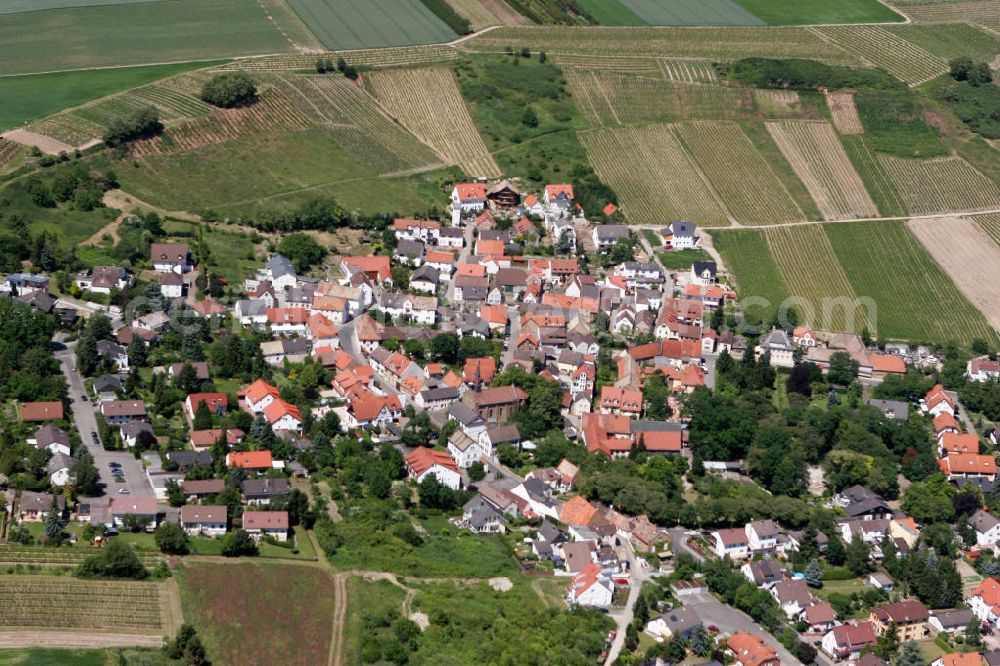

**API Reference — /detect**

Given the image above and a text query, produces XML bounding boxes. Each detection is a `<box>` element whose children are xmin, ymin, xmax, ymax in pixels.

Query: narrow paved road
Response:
<box><xmin>683</xmin><ymin>592</ymin><xmax>802</xmax><ymax>664</ymax></box>
<box><xmin>668</xmin><ymin>528</ymin><xmax>706</xmax><ymax>563</ymax></box>
<box><xmin>53</xmin><ymin>334</ymin><xmax>155</xmax><ymax>498</ymax></box>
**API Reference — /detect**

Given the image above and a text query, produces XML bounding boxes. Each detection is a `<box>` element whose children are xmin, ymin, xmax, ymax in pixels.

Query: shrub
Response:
<box><xmin>103</xmin><ymin>106</ymin><xmax>163</xmax><ymax>146</ymax></box>
<box><xmin>200</xmin><ymin>71</ymin><xmax>258</xmax><ymax>108</ymax></box>
<box><xmin>77</xmin><ymin>539</ymin><xmax>148</xmax><ymax>579</ymax></box>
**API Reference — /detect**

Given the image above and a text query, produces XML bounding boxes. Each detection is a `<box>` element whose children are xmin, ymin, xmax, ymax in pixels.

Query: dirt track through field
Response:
<box><xmin>907</xmin><ymin>216</ymin><xmax>1000</xmax><ymax>333</ymax></box>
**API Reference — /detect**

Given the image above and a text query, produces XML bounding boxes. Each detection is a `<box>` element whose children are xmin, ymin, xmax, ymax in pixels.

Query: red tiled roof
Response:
<box><xmin>940</xmin><ymin>432</ymin><xmax>980</xmax><ymax>454</ymax></box>
<box><xmin>243</xmin><ymin>510</ymin><xmax>289</xmax><ymax>531</ymax></box>
<box><xmin>266</xmin><ymin>307</ymin><xmax>308</xmax><ymax>324</ymax></box>
<box><xmin>227</xmin><ymin>451</ymin><xmax>273</xmax><ymax>469</ymax></box>
<box><xmin>263</xmin><ymin>398</ymin><xmax>301</xmax><ymax>426</ymax></box>
<box><xmin>393</xmin><ymin>218</ymin><xmax>440</xmax><ymax>231</ymax></box>
<box><xmin>727</xmin><ymin>631</ymin><xmax>778</xmax><ymax>666</ymax></box>
<box><xmin>545</xmin><ymin>184</ymin><xmax>574</xmax><ymax>200</ymax></box>
<box><xmin>20</xmin><ymin>401</ymin><xmax>63</xmax><ymax>421</ymax></box>
<box><xmin>560</xmin><ymin>496</ymin><xmax>598</xmax><ymax>526</ymax></box>
<box><xmin>405</xmin><ymin>446</ymin><xmax>458</xmax><ymax>476</ymax></box>
<box><xmin>940</xmin><ymin>453</ymin><xmax>997</xmax><ymax>476</ymax></box>
<box><xmin>454</xmin><ymin>182</ymin><xmax>486</xmax><ymax>201</ymax></box>
<box><xmin>244</xmin><ymin>379</ymin><xmax>279</xmax><ymax>406</ymax></box>
<box><xmin>870</xmin><ymin>354</ymin><xmax>906</xmax><ymax>374</ymax></box>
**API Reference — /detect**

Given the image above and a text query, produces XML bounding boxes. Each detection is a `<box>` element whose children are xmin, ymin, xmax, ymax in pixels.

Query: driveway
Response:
<box><xmin>682</xmin><ymin>593</ymin><xmax>802</xmax><ymax>665</ymax></box>
<box><xmin>53</xmin><ymin>336</ymin><xmax>155</xmax><ymax>499</ymax></box>
<box><xmin>669</xmin><ymin>528</ymin><xmax>706</xmax><ymax>563</ymax></box>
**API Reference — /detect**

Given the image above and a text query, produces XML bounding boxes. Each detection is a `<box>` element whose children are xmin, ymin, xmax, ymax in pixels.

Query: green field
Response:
<box><xmin>116</xmin><ymin>126</ymin><xmax>457</xmax><ymax>216</ymax></box>
<box><xmin>287</xmin><ymin>0</ymin><xmax>457</xmax><ymax>50</ymax></box>
<box><xmin>0</xmin><ymin>0</ymin><xmax>165</xmax><ymax>12</ymax></box>
<box><xmin>711</xmin><ymin>228</ymin><xmax>789</xmax><ymax>324</ymax></box>
<box><xmin>576</xmin><ymin>0</ymin><xmax>646</xmax><ymax>24</ymax></box>
<box><xmin>825</xmin><ymin>221</ymin><xmax>998</xmax><ymax>344</ymax></box>
<box><xmin>0</xmin><ymin>648</ymin><xmax>109</xmax><ymax>666</ymax></box>
<box><xmin>0</xmin><ymin>62</ymin><xmax>213</xmax><ymax>133</ymax></box>
<box><xmin>607</xmin><ymin>0</ymin><xmax>764</xmax><ymax>25</ymax></box>
<box><xmin>734</xmin><ymin>0</ymin><xmax>903</xmax><ymax>24</ymax></box>
<box><xmin>0</xmin><ymin>0</ymin><xmax>291</xmax><ymax>76</ymax></box>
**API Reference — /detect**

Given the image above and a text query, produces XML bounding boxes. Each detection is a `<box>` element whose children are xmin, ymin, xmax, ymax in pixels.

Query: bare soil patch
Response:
<box><xmin>1</xmin><ymin>129</ymin><xmax>73</xmax><ymax>155</ymax></box>
<box><xmin>907</xmin><ymin>215</ymin><xmax>1000</xmax><ymax>334</ymax></box>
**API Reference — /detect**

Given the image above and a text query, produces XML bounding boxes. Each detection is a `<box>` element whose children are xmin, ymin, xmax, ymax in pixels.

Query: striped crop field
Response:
<box><xmin>550</xmin><ymin>53</ymin><xmax>660</xmax><ymax>74</ymax></box>
<box><xmin>710</xmin><ymin>228</ymin><xmax>789</xmax><ymax>324</ymax></box>
<box><xmin>977</xmin><ymin>212</ymin><xmax>1000</xmax><ymax>245</ymax></box>
<box><xmin>673</xmin><ymin>122</ymin><xmax>803</xmax><ymax>225</ymax></box>
<box><xmin>130</xmin><ymin>88</ymin><xmax>312</xmax><ymax>159</ymax></box>
<box><xmin>766</xmin><ymin>121</ymin><xmax>878</xmax><ymax>220</ymax></box>
<box><xmin>764</xmin><ymin>225</ymin><xmax>869</xmax><ymax>333</ymax></box>
<box><xmin>25</xmin><ymin>114</ymin><xmax>104</xmax><ymax>148</ymax></box>
<box><xmin>566</xmin><ymin>70</ymin><xmax>756</xmax><ymax>126</ymax></box>
<box><xmin>461</xmin><ymin>26</ymin><xmax>860</xmax><ymax>64</ymax></box>
<box><xmin>902</xmin><ymin>1</ymin><xmax>1000</xmax><ymax>29</ymax></box>
<box><xmin>270</xmin><ymin>74</ymin><xmax>442</xmax><ymax>173</ymax></box>
<box><xmin>446</xmin><ymin>0</ymin><xmax>504</xmax><ymax>29</ymax></box>
<box><xmin>826</xmin><ymin>220</ymin><xmax>998</xmax><ymax>344</ymax></box>
<box><xmin>217</xmin><ymin>45</ymin><xmax>459</xmax><ymax>72</ymax></box>
<box><xmin>839</xmin><ymin>136</ymin><xmax>908</xmax><ymax>218</ymax></box>
<box><xmin>659</xmin><ymin>58</ymin><xmax>718</xmax><ymax>82</ymax></box>
<box><xmin>368</xmin><ymin>67</ymin><xmax>500</xmax><ymax>177</ymax></box>
<box><xmin>878</xmin><ymin>154</ymin><xmax>1000</xmax><ymax>215</ymax></box>
<box><xmin>0</xmin><ymin>575</ymin><xmax>165</xmax><ymax>631</ymax></box>
<box><xmin>812</xmin><ymin>25</ymin><xmax>946</xmax><ymax>85</ymax></box>
<box><xmin>826</xmin><ymin>92</ymin><xmax>863</xmax><ymax>135</ymax></box>
<box><xmin>580</xmin><ymin>124</ymin><xmax>730</xmax><ymax>226</ymax></box>
<box><xmin>0</xmin><ymin>139</ymin><xmax>23</xmax><ymax>169</ymax></box>
<box><xmin>884</xmin><ymin>23</ymin><xmax>1000</xmax><ymax>63</ymax></box>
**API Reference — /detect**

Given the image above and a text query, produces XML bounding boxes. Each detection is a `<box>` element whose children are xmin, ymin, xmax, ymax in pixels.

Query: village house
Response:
<box><xmin>726</xmin><ymin>631</ymin><xmax>778</xmax><ymax>666</ymax></box>
<box><xmin>822</xmin><ymin>622</ymin><xmax>877</xmax><ymax>661</ymax></box>
<box><xmin>19</xmin><ymin>401</ymin><xmax>64</xmax><ymax>422</ymax></box>
<box><xmin>451</xmin><ymin>182</ymin><xmax>487</xmax><ymax>213</ymax></box>
<box><xmin>31</xmin><ymin>425</ymin><xmax>71</xmax><ymax>456</ymax></box>
<box><xmin>76</xmin><ymin>266</ymin><xmax>132</xmax><ymax>294</ymax></box>
<box><xmin>462</xmin><ymin>385</ymin><xmax>528</xmax><ymax>424</ymax></box>
<box><xmin>180</xmin><ymin>505</ymin><xmax>227</xmax><ymax>538</ymax></box>
<box><xmin>967</xmin><ymin>356</ymin><xmax>1000</xmax><ymax>382</ymax></box>
<box><xmin>227</xmin><ymin>450</ymin><xmax>274</xmax><ymax>471</ymax></box>
<box><xmin>968</xmin><ymin>577</ymin><xmax>1000</xmax><ymax>626</ymax></box>
<box><xmin>151</xmin><ymin>243</ymin><xmax>192</xmax><ymax>273</ymax></box>
<box><xmin>869</xmin><ymin>599</ymin><xmax>929</xmax><ymax>643</ymax></box>
<box><xmin>461</xmin><ymin>496</ymin><xmax>506</xmax><ymax>534</ymax></box>
<box><xmin>243</xmin><ymin>511</ymin><xmax>290</xmax><ymax>542</ymax></box>
<box><xmin>929</xmin><ymin>609</ymin><xmax>976</xmax><ymax>637</ymax></box>
<box><xmin>566</xmin><ymin>562</ymin><xmax>613</xmax><ymax>609</ymax></box>
<box><xmin>19</xmin><ymin>491</ymin><xmax>65</xmax><ymax>521</ymax></box>
<box><xmin>405</xmin><ymin>446</ymin><xmax>461</xmax><ymax>490</ymax></box>
<box><xmin>101</xmin><ymin>399</ymin><xmax>147</xmax><ymax>425</ymax></box>
<box><xmin>971</xmin><ymin>509</ymin><xmax>1000</xmax><ymax>547</ymax></box>
<box><xmin>241</xmin><ymin>478</ymin><xmax>289</xmax><ymax>505</ymax></box>
<box><xmin>644</xmin><ymin>607</ymin><xmax>701</xmax><ymax>643</ymax></box>
<box><xmin>741</xmin><ymin>558</ymin><xmax>785</xmax><ymax>589</ymax></box>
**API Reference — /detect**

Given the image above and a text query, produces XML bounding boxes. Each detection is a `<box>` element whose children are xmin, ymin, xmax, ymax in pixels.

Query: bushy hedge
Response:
<box><xmin>200</xmin><ymin>71</ymin><xmax>258</xmax><ymax>108</ymax></box>
<box><xmin>723</xmin><ymin>58</ymin><xmax>905</xmax><ymax>91</ymax></box>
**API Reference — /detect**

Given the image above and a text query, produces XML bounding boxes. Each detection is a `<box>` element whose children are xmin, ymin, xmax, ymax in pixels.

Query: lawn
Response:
<box><xmin>201</xmin><ymin>226</ymin><xmax>259</xmax><ymax>290</ymax></box>
<box><xmin>0</xmin><ymin>0</ymin><xmax>292</xmax><ymax>76</ymax></box>
<box><xmin>177</xmin><ymin>561</ymin><xmax>340</xmax><ymax>666</ymax></box>
<box><xmin>657</xmin><ymin>248</ymin><xmax>713</xmax><ymax>271</ymax></box>
<box><xmin>0</xmin><ymin>62</ymin><xmax>213</xmax><ymax>133</ymax></box>
<box><xmin>287</xmin><ymin>0</ymin><xmax>456</xmax><ymax>50</ymax></box>
<box><xmin>733</xmin><ymin>0</ymin><xmax>904</xmax><ymax>24</ymax></box>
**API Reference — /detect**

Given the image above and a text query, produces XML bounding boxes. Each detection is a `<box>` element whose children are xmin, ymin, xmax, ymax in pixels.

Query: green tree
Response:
<box><xmin>277</xmin><ymin>233</ymin><xmax>326</xmax><ymax>272</ymax></box>
<box><xmin>200</xmin><ymin>71</ymin><xmax>258</xmax><ymax>108</ymax></box>
<box><xmin>192</xmin><ymin>400</ymin><xmax>214</xmax><ymax>430</ymax></box>
<box><xmin>154</xmin><ymin>522</ymin><xmax>190</xmax><ymax>555</ymax></box>
<box><xmin>103</xmin><ymin>106</ymin><xmax>162</xmax><ymax>146</ymax></box>
<box><xmin>828</xmin><ymin>351</ymin><xmax>860</xmax><ymax>386</ymax></box>
<box><xmin>165</xmin><ymin>479</ymin><xmax>186</xmax><ymax>508</ymax></box>
<box><xmin>804</xmin><ymin>558</ymin><xmax>823</xmax><ymax>588</ymax></box>
<box><xmin>430</xmin><ymin>333</ymin><xmax>459</xmax><ymax>364</ymax></box>
<box><xmin>77</xmin><ymin>539</ymin><xmax>147</xmax><ymax>579</ymax></box>
<box><xmin>44</xmin><ymin>497</ymin><xmax>64</xmax><ymax>545</ymax></box>
<box><xmin>895</xmin><ymin>640</ymin><xmax>925</xmax><ymax>666</ymax></box>
<box><xmin>468</xmin><ymin>461</ymin><xmax>486</xmax><ymax>482</ymax></box>
<box><xmin>221</xmin><ymin>529</ymin><xmax>258</xmax><ymax>557</ymax></box>
<box><xmin>846</xmin><ymin>537</ymin><xmax>870</xmax><ymax>576</ymax></box>
<box><xmin>875</xmin><ymin>621</ymin><xmax>899</xmax><ymax>659</ymax></box>
<box><xmin>127</xmin><ymin>337</ymin><xmax>147</xmax><ymax>368</ymax></box>
<box><xmin>522</xmin><ymin>106</ymin><xmax>539</xmax><ymax>128</ymax></box>
<box><xmin>70</xmin><ymin>453</ymin><xmax>101</xmax><ymax>496</ymax></box>
<box><xmin>689</xmin><ymin>624</ymin><xmax>712</xmax><ymax>657</ymax></box>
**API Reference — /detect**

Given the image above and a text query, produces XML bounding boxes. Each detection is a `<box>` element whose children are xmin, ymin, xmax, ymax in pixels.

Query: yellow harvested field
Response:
<box><xmin>907</xmin><ymin>216</ymin><xmax>1000</xmax><ymax>334</ymax></box>
<box><xmin>580</xmin><ymin>124</ymin><xmax>730</xmax><ymax>226</ymax></box>
<box><xmin>764</xmin><ymin>225</ymin><xmax>867</xmax><ymax>332</ymax></box>
<box><xmin>812</xmin><ymin>25</ymin><xmax>946</xmax><ymax>85</ymax></box>
<box><xmin>766</xmin><ymin>121</ymin><xmax>877</xmax><ymax>220</ymax></box>
<box><xmin>446</xmin><ymin>0</ymin><xmax>503</xmax><ymax>29</ymax></box>
<box><xmin>878</xmin><ymin>154</ymin><xmax>1000</xmax><ymax>215</ymax></box>
<box><xmin>673</xmin><ymin>121</ymin><xmax>803</xmax><ymax>225</ymax></box>
<box><xmin>826</xmin><ymin>92</ymin><xmax>863</xmax><ymax>135</ymax></box>
<box><xmin>368</xmin><ymin>67</ymin><xmax>500</xmax><ymax>177</ymax></box>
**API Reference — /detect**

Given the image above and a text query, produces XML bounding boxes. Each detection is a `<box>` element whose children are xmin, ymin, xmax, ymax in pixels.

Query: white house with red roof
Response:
<box><xmin>345</xmin><ymin>389</ymin><xmax>402</xmax><ymax>429</ymax></box>
<box><xmin>451</xmin><ymin>182</ymin><xmax>487</xmax><ymax>212</ymax></box>
<box><xmin>404</xmin><ymin>446</ymin><xmax>461</xmax><ymax>489</ymax></box>
<box><xmin>821</xmin><ymin>622</ymin><xmax>877</xmax><ymax>660</ymax></box>
<box><xmin>566</xmin><ymin>562</ymin><xmax>614</xmax><ymax>609</ymax></box>
<box><xmin>923</xmin><ymin>384</ymin><xmax>956</xmax><ymax>418</ymax></box>
<box><xmin>544</xmin><ymin>183</ymin><xmax>574</xmax><ymax>209</ymax></box>
<box><xmin>968</xmin><ymin>577</ymin><xmax>1000</xmax><ymax>625</ymax></box>
<box><xmin>939</xmin><ymin>453</ymin><xmax>997</xmax><ymax>481</ymax></box>
<box><xmin>263</xmin><ymin>399</ymin><xmax>302</xmax><ymax>432</ymax></box>
<box><xmin>184</xmin><ymin>392</ymin><xmax>228</xmax><ymax>421</ymax></box>
<box><xmin>243</xmin><ymin>379</ymin><xmax>280</xmax><ymax>415</ymax></box>
<box><xmin>968</xmin><ymin>356</ymin><xmax>1000</xmax><ymax>383</ymax></box>
<box><xmin>393</xmin><ymin>218</ymin><xmax>441</xmax><ymax>243</ymax></box>
<box><xmin>713</xmin><ymin>527</ymin><xmax>751</xmax><ymax>559</ymax></box>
